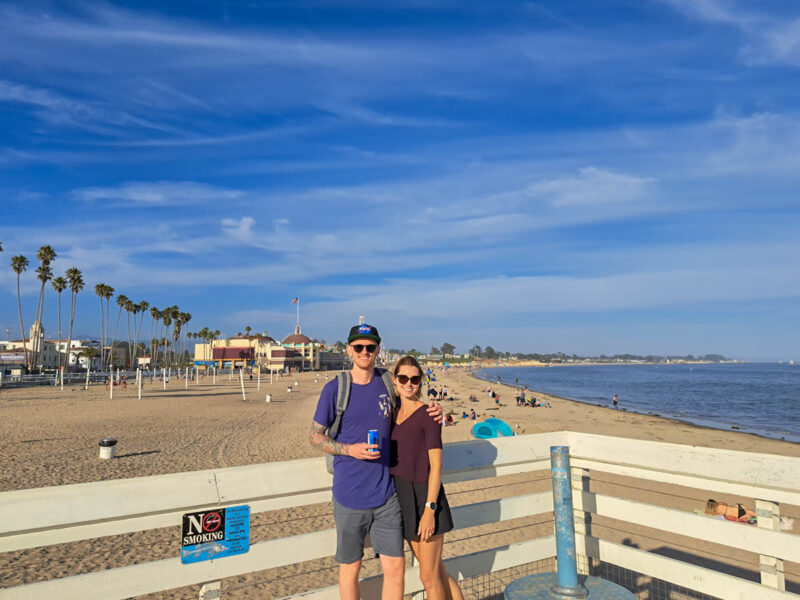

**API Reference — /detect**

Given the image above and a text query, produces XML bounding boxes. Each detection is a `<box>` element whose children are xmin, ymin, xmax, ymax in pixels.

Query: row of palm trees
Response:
<box><xmin>5</xmin><ymin>244</ymin><xmax>85</xmax><ymax>373</ymax></box>
<box><xmin>3</xmin><ymin>241</ymin><xmax>198</xmax><ymax>373</ymax></box>
<box><xmin>190</xmin><ymin>328</ymin><xmax>222</xmax><ymax>365</ymax></box>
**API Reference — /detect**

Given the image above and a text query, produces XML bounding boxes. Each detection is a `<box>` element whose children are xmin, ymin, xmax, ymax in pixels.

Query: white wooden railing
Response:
<box><xmin>0</xmin><ymin>431</ymin><xmax>798</xmax><ymax>600</ymax></box>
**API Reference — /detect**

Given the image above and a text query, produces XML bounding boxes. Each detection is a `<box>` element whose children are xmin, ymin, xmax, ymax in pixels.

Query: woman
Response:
<box><xmin>705</xmin><ymin>499</ymin><xmax>757</xmax><ymax>524</ymax></box>
<box><xmin>390</xmin><ymin>356</ymin><xmax>463</xmax><ymax>600</ymax></box>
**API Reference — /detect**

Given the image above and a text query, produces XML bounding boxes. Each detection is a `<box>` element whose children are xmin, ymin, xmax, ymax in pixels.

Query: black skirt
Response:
<box><xmin>394</xmin><ymin>476</ymin><xmax>454</xmax><ymax>542</ymax></box>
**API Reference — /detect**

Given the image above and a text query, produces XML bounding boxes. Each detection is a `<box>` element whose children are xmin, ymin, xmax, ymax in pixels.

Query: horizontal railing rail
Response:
<box><xmin>0</xmin><ymin>434</ymin><xmax>557</xmax><ymax>599</ymax></box>
<box><xmin>1</xmin><ymin>431</ymin><xmax>798</xmax><ymax>600</ymax></box>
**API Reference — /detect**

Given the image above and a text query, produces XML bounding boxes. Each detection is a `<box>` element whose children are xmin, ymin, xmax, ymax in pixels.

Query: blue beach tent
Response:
<box><xmin>471</xmin><ymin>417</ymin><xmax>514</xmax><ymax>439</ymax></box>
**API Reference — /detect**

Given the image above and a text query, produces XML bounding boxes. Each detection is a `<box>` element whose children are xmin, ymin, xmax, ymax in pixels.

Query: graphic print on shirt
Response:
<box><xmin>378</xmin><ymin>393</ymin><xmax>393</xmax><ymax>419</ymax></box>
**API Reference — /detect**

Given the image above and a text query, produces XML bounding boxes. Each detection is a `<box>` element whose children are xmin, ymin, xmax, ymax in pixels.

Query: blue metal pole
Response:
<box><xmin>551</xmin><ymin>446</ymin><xmax>586</xmax><ymax>597</ymax></box>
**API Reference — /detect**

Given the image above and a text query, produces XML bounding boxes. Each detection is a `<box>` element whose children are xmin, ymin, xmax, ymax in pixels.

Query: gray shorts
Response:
<box><xmin>333</xmin><ymin>493</ymin><xmax>404</xmax><ymax>564</ymax></box>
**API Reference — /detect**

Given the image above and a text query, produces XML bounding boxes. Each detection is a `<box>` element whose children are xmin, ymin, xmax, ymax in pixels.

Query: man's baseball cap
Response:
<box><xmin>347</xmin><ymin>324</ymin><xmax>381</xmax><ymax>344</ymax></box>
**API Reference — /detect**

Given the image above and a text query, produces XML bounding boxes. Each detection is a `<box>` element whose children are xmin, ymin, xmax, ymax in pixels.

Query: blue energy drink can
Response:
<box><xmin>367</xmin><ymin>429</ymin><xmax>379</xmax><ymax>452</ymax></box>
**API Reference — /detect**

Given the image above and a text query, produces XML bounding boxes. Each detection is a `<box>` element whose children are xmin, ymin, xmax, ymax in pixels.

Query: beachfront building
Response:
<box><xmin>281</xmin><ymin>326</ymin><xmax>345</xmax><ymax>371</ymax></box>
<box><xmin>193</xmin><ymin>328</ymin><xmax>345</xmax><ymax>373</ymax></box>
<box><xmin>5</xmin><ymin>323</ymin><xmax>61</xmax><ymax>371</ymax></box>
<box><xmin>50</xmin><ymin>338</ymin><xmax>102</xmax><ymax>370</ymax></box>
<box><xmin>0</xmin><ymin>346</ymin><xmax>26</xmax><ymax>375</ymax></box>
<box><xmin>194</xmin><ymin>333</ymin><xmax>302</xmax><ymax>372</ymax></box>
<box><xmin>3</xmin><ymin>324</ymin><xmax>103</xmax><ymax>372</ymax></box>
<box><xmin>60</xmin><ymin>341</ymin><xmax>103</xmax><ymax>371</ymax></box>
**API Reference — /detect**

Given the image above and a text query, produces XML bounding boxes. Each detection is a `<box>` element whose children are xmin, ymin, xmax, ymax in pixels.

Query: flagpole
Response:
<box><xmin>296</xmin><ymin>297</ymin><xmax>300</xmax><ymax>330</ymax></box>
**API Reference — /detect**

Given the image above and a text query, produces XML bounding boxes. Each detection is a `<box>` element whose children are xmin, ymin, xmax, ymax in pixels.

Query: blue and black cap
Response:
<box><xmin>347</xmin><ymin>323</ymin><xmax>381</xmax><ymax>344</ymax></box>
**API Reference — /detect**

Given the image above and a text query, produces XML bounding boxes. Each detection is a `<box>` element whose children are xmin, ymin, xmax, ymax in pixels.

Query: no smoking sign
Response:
<box><xmin>181</xmin><ymin>505</ymin><xmax>250</xmax><ymax>564</ymax></box>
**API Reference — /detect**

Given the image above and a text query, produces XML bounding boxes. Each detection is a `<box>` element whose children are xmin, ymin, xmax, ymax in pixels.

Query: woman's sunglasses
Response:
<box><xmin>396</xmin><ymin>374</ymin><xmax>422</xmax><ymax>385</ymax></box>
<box><xmin>351</xmin><ymin>344</ymin><xmax>378</xmax><ymax>354</ymax></box>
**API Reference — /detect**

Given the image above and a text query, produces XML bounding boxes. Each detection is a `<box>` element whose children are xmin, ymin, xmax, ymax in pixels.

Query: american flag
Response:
<box><xmin>291</xmin><ymin>297</ymin><xmax>299</xmax><ymax>304</ymax></box>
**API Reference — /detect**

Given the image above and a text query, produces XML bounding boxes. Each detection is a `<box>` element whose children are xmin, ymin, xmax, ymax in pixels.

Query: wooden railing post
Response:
<box><xmin>755</xmin><ymin>499</ymin><xmax>785</xmax><ymax>590</ymax></box>
<box><xmin>571</xmin><ymin>465</ymin><xmax>591</xmax><ymax>575</ymax></box>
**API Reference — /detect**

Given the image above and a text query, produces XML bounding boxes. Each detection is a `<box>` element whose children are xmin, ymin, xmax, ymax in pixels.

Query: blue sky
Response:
<box><xmin>1</xmin><ymin>0</ymin><xmax>799</xmax><ymax>360</ymax></box>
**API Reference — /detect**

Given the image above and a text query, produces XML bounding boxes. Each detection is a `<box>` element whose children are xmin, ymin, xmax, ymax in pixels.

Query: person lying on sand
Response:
<box><xmin>705</xmin><ymin>499</ymin><xmax>794</xmax><ymax>529</ymax></box>
<box><xmin>705</xmin><ymin>499</ymin><xmax>756</xmax><ymax>523</ymax></box>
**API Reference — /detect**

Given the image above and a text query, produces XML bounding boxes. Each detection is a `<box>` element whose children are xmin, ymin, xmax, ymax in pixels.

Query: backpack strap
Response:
<box><xmin>326</xmin><ymin>370</ymin><xmax>352</xmax><ymax>440</ymax></box>
<box><xmin>376</xmin><ymin>368</ymin><xmax>397</xmax><ymax>413</ymax></box>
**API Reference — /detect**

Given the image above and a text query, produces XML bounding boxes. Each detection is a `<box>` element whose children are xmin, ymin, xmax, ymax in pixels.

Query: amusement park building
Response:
<box><xmin>193</xmin><ymin>327</ymin><xmax>344</xmax><ymax>372</ymax></box>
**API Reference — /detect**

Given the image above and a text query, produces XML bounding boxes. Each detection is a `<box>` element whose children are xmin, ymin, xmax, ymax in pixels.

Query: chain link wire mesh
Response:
<box><xmin>586</xmin><ymin>556</ymin><xmax>722</xmax><ymax>600</ymax></box>
<box><xmin>407</xmin><ymin>556</ymin><xmax>722</xmax><ymax>600</ymax></box>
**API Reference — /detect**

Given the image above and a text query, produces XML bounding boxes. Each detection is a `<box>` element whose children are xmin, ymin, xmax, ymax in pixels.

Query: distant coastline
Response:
<box><xmin>434</xmin><ymin>358</ymin><xmax>747</xmax><ymax>369</ymax></box>
<box><xmin>470</xmin><ymin>362</ymin><xmax>799</xmax><ymax>445</ymax></box>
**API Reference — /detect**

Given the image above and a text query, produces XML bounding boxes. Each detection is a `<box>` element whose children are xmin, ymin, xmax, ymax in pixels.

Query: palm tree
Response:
<box><xmin>167</xmin><ymin>306</ymin><xmax>181</xmax><ymax>366</ymax></box>
<box><xmin>29</xmin><ymin>246</ymin><xmax>57</xmax><ymax>371</ymax></box>
<box><xmin>161</xmin><ymin>311</ymin><xmax>172</xmax><ymax>367</ymax></box>
<box><xmin>245</xmin><ymin>326</ymin><xmax>252</xmax><ymax>338</ymax></box>
<box><xmin>135</xmin><ymin>301</ymin><xmax>149</xmax><ymax>366</ymax></box>
<box><xmin>211</xmin><ymin>329</ymin><xmax>222</xmax><ymax>366</ymax></box>
<box><xmin>52</xmin><ymin>276</ymin><xmax>67</xmax><ymax>371</ymax></box>
<box><xmin>171</xmin><ymin>311</ymin><xmax>184</xmax><ymax>366</ymax></box>
<box><xmin>149</xmin><ymin>307</ymin><xmax>160</xmax><ymax>368</ymax></box>
<box><xmin>11</xmin><ymin>255</ymin><xmax>30</xmax><ymax>371</ymax></box>
<box><xmin>178</xmin><ymin>312</ymin><xmax>191</xmax><ymax>364</ymax></box>
<box><xmin>64</xmin><ymin>268</ymin><xmax>84</xmax><ymax>373</ymax></box>
<box><xmin>100</xmin><ymin>285</ymin><xmax>115</xmax><ymax>368</ymax></box>
<box><xmin>186</xmin><ymin>330</ymin><xmax>194</xmax><ymax>366</ymax></box>
<box><xmin>124</xmin><ymin>299</ymin><xmax>136</xmax><ymax>366</ymax></box>
<box><xmin>109</xmin><ymin>294</ymin><xmax>129</xmax><ymax>369</ymax></box>
<box><xmin>94</xmin><ymin>284</ymin><xmax>107</xmax><ymax>367</ymax></box>
<box><xmin>77</xmin><ymin>346</ymin><xmax>99</xmax><ymax>370</ymax></box>
<box><xmin>198</xmin><ymin>327</ymin><xmax>209</xmax><ymax>365</ymax></box>
<box><xmin>31</xmin><ymin>263</ymin><xmax>53</xmax><ymax>371</ymax></box>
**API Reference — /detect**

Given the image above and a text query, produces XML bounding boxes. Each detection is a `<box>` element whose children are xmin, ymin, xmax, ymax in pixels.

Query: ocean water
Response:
<box><xmin>476</xmin><ymin>363</ymin><xmax>800</xmax><ymax>443</ymax></box>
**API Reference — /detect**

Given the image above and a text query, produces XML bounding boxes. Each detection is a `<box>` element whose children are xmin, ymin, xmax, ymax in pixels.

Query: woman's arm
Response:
<box><xmin>418</xmin><ymin>448</ymin><xmax>443</xmax><ymax>542</ymax></box>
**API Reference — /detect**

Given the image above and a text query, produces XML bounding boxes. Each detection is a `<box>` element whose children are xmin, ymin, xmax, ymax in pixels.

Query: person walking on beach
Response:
<box><xmin>310</xmin><ymin>324</ymin><xmax>441</xmax><ymax>600</ymax></box>
<box><xmin>391</xmin><ymin>355</ymin><xmax>463</xmax><ymax>600</ymax></box>
<box><xmin>612</xmin><ymin>394</ymin><xmax>618</xmax><ymax>409</ymax></box>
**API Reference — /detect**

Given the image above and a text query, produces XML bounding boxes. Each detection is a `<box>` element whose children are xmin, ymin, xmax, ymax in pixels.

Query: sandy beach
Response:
<box><xmin>1</xmin><ymin>366</ymin><xmax>798</xmax><ymax>598</ymax></box>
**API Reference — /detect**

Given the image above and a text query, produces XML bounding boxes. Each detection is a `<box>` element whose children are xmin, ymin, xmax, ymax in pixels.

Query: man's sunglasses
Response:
<box><xmin>351</xmin><ymin>344</ymin><xmax>378</xmax><ymax>354</ymax></box>
<box><xmin>396</xmin><ymin>375</ymin><xmax>422</xmax><ymax>385</ymax></box>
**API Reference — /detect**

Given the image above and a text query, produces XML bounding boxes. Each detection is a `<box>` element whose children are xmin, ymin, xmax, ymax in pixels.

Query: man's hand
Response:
<box><xmin>426</xmin><ymin>401</ymin><xmax>443</xmax><ymax>424</ymax></box>
<box><xmin>348</xmin><ymin>443</ymin><xmax>380</xmax><ymax>460</ymax></box>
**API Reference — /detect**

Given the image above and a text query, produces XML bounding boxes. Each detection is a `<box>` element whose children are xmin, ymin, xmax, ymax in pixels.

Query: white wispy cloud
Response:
<box><xmin>72</xmin><ymin>181</ymin><xmax>245</xmax><ymax>206</ymax></box>
<box><xmin>317</xmin><ymin>100</ymin><xmax>463</xmax><ymax>128</ymax></box>
<box><xmin>655</xmin><ymin>0</ymin><xmax>747</xmax><ymax>26</ymax></box>
<box><xmin>655</xmin><ymin>0</ymin><xmax>800</xmax><ymax>66</ymax></box>
<box><xmin>527</xmin><ymin>167</ymin><xmax>655</xmax><ymax>207</ymax></box>
<box><xmin>0</xmin><ymin>79</ymin><xmax>96</xmax><ymax>119</ymax></box>
<box><xmin>0</xmin><ymin>79</ymin><xmax>180</xmax><ymax>137</ymax></box>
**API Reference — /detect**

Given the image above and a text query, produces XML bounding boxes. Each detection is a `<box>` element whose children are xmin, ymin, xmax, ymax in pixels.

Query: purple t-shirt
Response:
<box><xmin>390</xmin><ymin>405</ymin><xmax>442</xmax><ymax>483</ymax></box>
<box><xmin>313</xmin><ymin>371</ymin><xmax>395</xmax><ymax>509</ymax></box>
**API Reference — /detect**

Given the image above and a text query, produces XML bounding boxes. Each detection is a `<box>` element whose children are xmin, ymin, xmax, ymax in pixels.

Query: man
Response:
<box><xmin>310</xmin><ymin>324</ymin><xmax>440</xmax><ymax>600</ymax></box>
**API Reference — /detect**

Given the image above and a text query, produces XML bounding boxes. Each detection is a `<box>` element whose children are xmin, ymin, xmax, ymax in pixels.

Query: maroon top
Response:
<box><xmin>390</xmin><ymin>405</ymin><xmax>443</xmax><ymax>483</ymax></box>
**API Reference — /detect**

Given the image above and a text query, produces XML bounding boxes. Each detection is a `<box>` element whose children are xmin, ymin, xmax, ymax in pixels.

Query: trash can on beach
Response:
<box><xmin>98</xmin><ymin>438</ymin><xmax>117</xmax><ymax>460</ymax></box>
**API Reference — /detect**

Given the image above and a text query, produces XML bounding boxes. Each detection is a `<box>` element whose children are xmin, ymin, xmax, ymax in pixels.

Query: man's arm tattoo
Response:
<box><xmin>309</xmin><ymin>421</ymin><xmax>351</xmax><ymax>456</ymax></box>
